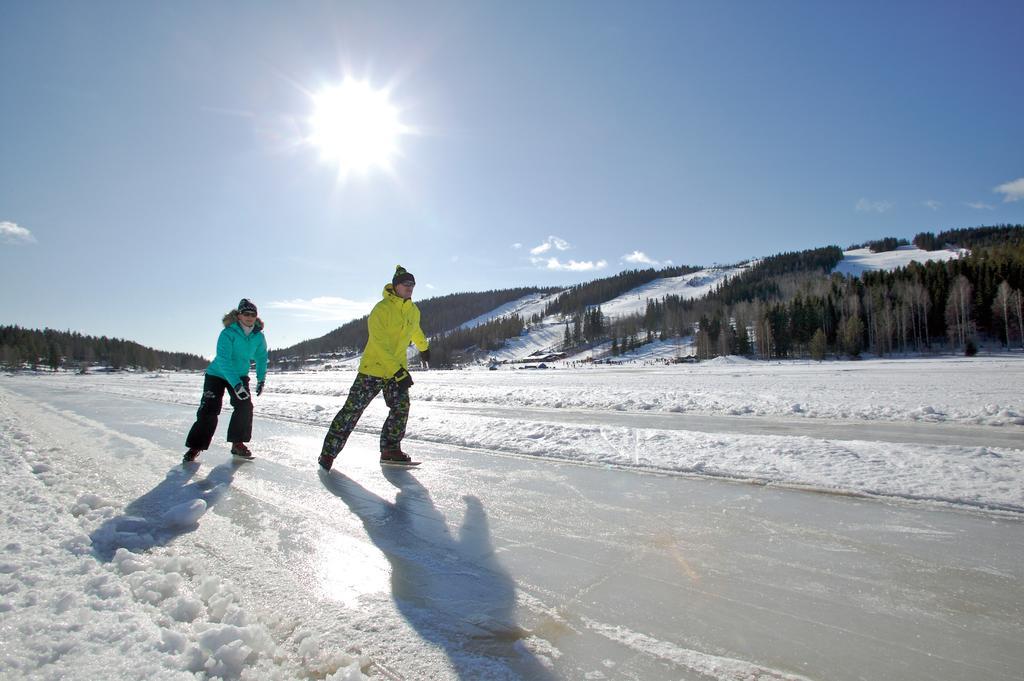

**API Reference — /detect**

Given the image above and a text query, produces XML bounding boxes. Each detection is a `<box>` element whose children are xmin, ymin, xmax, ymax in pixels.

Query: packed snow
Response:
<box><xmin>455</xmin><ymin>291</ymin><xmax>562</xmax><ymax>331</ymax></box>
<box><xmin>1</xmin><ymin>356</ymin><xmax>1023</xmax><ymax>680</ymax></box>
<box><xmin>0</xmin><ymin>392</ymin><xmax>368</xmax><ymax>681</ymax></box>
<box><xmin>595</xmin><ymin>265</ymin><xmax>751</xmax><ymax>321</ymax></box>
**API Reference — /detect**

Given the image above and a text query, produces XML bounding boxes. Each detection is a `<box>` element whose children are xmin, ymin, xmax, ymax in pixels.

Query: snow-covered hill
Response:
<box><xmin>476</xmin><ymin>265</ymin><xmax>749</xmax><ymax>364</ymax></box>
<box><xmin>832</xmin><ymin>245</ymin><xmax>964</xmax><ymax>277</ymax></box>
<box><xmin>324</xmin><ymin>247</ymin><xmax>967</xmax><ymax>368</ymax></box>
<box><xmin>597</xmin><ymin>264</ymin><xmax>751</xmax><ymax>320</ymax></box>
<box><xmin>455</xmin><ymin>291</ymin><xmax>563</xmax><ymax>331</ymax></box>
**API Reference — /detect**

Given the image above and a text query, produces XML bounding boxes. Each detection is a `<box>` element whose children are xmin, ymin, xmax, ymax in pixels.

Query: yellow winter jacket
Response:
<box><xmin>358</xmin><ymin>284</ymin><xmax>429</xmax><ymax>378</ymax></box>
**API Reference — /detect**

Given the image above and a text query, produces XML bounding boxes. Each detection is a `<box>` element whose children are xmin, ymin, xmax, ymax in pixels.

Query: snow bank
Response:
<box><xmin>56</xmin><ymin>356</ymin><xmax>1024</xmax><ymax>428</ymax></box>
<box><xmin>8</xmin><ymin>356</ymin><xmax>1023</xmax><ymax>513</ymax></box>
<box><xmin>0</xmin><ymin>389</ymin><xmax>370</xmax><ymax>681</ymax></box>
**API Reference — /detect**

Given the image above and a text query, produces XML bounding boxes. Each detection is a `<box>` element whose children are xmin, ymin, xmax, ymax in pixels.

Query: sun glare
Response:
<box><xmin>308</xmin><ymin>78</ymin><xmax>408</xmax><ymax>179</ymax></box>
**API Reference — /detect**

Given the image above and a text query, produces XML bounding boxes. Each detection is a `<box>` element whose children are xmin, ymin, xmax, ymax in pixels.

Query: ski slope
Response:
<box><xmin>455</xmin><ymin>291</ymin><xmax>562</xmax><ymax>331</ymax></box>
<box><xmin>598</xmin><ymin>265</ymin><xmax>751</xmax><ymax>320</ymax></box>
<box><xmin>832</xmin><ymin>245</ymin><xmax>964</xmax><ymax>277</ymax></box>
<box><xmin>480</xmin><ymin>265</ymin><xmax>748</xmax><ymax>363</ymax></box>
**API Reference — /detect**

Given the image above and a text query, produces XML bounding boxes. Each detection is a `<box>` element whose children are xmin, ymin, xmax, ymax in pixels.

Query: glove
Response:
<box><xmin>420</xmin><ymin>348</ymin><xmax>431</xmax><ymax>366</ymax></box>
<box><xmin>393</xmin><ymin>368</ymin><xmax>414</xmax><ymax>390</ymax></box>
<box><xmin>255</xmin><ymin>380</ymin><xmax>265</xmax><ymax>397</ymax></box>
<box><xmin>233</xmin><ymin>382</ymin><xmax>250</xmax><ymax>401</ymax></box>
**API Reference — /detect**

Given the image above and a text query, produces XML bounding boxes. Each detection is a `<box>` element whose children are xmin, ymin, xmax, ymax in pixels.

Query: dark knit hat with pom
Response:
<box><xmin>237</xmin><ymin>298</ymin><xmax>258</xmax><ymax>315</ymax></box>
<box><xmin>392</xmin><ymin>265</ymin><xmax>415</xmax><ymax>287</ymax></box>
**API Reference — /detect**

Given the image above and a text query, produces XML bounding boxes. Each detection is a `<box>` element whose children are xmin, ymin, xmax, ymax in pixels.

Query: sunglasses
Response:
<box><xmin>239</xmin><ymin>311</ymin><xmax>257</xmax><ymax>317</ymax></box>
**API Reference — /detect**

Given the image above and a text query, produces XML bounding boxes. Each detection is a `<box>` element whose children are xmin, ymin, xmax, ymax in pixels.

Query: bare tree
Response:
<box><xmin>755</xmin><ymin>302</ymin><xmax>774</xmax><ymax>360</ymax></box>
<box><xmin>696</xmin><ymin>328</ymin><xmax>712</xmax><ymax>360</ymax></box>
<box><xmin>840</xmin><ymin>315</ymin><xmax>864</xmax><ymax>358</ymax></box>
<box><xmin>1014</xmin><ymin>288</ymin><xmax>1024</xmax><ymax>350</ymax></box>
<box><xmin>944</xmin><ymin>275</ymin><xmax>973</xmax><ymax>349</ymax></box>
<box><xmin>810</xmin><ymin>328</ymin><xmax>828</xmax><ymax>361</ymax></box>
<box><xmin>894</xmin><ymin>279</ymin><xmax>927</xmax><ymax>352</ymax></box>
<box><xmin>992</xmin><ymin>280</ymin><xmax>1013</xmax><ymax>349</ymax></box>
<box><xmin>912</xmin><ymin>280</ymin><xmax>932</xmax><ymax>350</ymax></box>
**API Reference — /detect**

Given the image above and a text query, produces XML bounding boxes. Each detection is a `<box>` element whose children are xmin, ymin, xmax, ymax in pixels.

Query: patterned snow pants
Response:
<box><xmin>320</xmin><ymin>372</ymin><xmax>410</xmax><ymax>458</ymax></box>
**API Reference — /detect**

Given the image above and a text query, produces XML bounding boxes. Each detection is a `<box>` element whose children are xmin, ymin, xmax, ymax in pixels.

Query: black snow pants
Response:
<box><xmin>185</xmin><ymin>374</ymin><xmax>252</xmax><ymax>450</ymax></box>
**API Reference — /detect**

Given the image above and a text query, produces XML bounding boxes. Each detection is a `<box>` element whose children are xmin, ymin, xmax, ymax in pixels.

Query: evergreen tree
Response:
<box><xmin>736</xmin><ymin>320</ymin><xmax>751</xmax><ymax>356</ymax></box>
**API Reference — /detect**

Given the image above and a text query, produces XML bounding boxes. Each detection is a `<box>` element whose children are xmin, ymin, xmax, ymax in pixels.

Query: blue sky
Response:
<box><xmin>2</xmin><ymin>1</ymin><xmax>1022</xmax><ymax>357</ymax></box>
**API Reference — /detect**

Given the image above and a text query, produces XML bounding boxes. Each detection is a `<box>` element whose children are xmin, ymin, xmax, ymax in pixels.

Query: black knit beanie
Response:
<box><xmin>392</xmin><ymin>265</ymin><xmax>415</xmax><ymax>287</ymax></box>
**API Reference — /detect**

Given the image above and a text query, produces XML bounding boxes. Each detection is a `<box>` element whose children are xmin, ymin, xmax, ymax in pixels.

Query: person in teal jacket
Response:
<box><xmin>319</xmin><ymin>265</ymin><xmax>429</xmax><ymax>470</ymax></box>
<box><xmin>183</xmin><ymin>298</ymin><xmax>268</xmax><ymax>462</ymax></box>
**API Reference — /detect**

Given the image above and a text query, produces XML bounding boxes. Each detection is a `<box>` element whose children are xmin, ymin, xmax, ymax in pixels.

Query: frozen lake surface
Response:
<box><xmin>1</xmin><ymin>358</ymin><xmax>1022</xmax><ymax>679</ymax></box>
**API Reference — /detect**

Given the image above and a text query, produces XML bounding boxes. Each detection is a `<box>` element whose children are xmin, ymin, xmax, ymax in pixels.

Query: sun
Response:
<box><xmin>307</xmin><ymin>78</ymin><xmax>408</xmax><ymax>178</ymax></box>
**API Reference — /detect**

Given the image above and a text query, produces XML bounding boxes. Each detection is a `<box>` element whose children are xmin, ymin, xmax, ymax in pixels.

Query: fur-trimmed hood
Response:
<box><xmin>206</xmin><ymin>310</ymin><xmax>269</xmax><ymax>385</ymax></box>
<box><xmin>222</xmin><ymin>310</ymin><xmax>265</xmax><ymax>334</ymax></box>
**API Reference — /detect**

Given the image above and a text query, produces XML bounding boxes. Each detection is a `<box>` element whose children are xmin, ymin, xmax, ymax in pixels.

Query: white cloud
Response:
<box><xmin>0</xmin><ymin>221</ymin><xmax>36</xmax><ymax>244</ymax></box>
<box><xmin>512</xmin><ymin>243</ymin><xmax>522</xmax><ymax>250</ymax></box>
<box><xmin>966</xmin><ymin>201</ymin><xmax>995</xmax><ymax>210</ymax></box>
<box><xmin>855</xmin><ymin>198</ymin><xmax>893</xmax><ymax>213</ymax></box>
<box><xmin>538</xmin><ymin>257</ymin><xmax>607</xmax><ymax>272</ymax></box>
<box><xmin>923</xmin><ymin>200</ymin><xmax>942</xmax><ymax>211</ymax></box>
<box><xmin>524</xmin><ymin>235</ymin><xmax>605</xmax><ymax>271</ymax></box>
<box><xmin>994</xmin><ymin>177</ymin><xmax>1024</xmax><ymax>203</ymax></box>
<box><xmin>622</xmin><ymin>250</ymin><xmax>672</xmax><ymax>268</ymax></box>
<box><xmin>530</xmin><ymin>235</ymin><xmax>570</xmax><ymax>255</ymax></box>
<box><xmin>268</xmin><ymin>296</ymin><xmax>374</xmax><ymax>322</ymax></box>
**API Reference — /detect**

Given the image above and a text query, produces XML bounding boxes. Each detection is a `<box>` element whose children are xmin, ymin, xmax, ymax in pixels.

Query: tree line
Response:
<box><xmin>0</xmin><ymin>326</ymin><xmax>208</xmax><ymax>372</ymax></box>
<box><xmin>913</xmin><ymin>224</ymin><xmax>1024</xmax><ymax>251</ymax></box>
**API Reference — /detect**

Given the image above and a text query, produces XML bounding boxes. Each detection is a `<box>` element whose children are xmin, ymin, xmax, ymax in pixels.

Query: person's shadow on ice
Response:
<box><xmin>91</xmin><ymin>461</ymin><xmax>240</xmax><ymax>562</ymax></box>
<box><xmin>319</xmin><ymin>467</ymin><xmax>556</xmax><ymax>680</ymax></box>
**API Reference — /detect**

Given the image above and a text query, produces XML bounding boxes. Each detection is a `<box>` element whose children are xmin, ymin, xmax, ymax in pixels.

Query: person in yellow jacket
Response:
<box><xmin>319</xmin><ymin>265</ymin><xmax>430</xmax><ymax>470</ymax></box>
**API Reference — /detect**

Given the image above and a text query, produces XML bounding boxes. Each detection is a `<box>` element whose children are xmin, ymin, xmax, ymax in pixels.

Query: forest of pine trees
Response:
<box><xmin>0</xmin><ymin>326</ymin><xmax>208</xmax><ymax>372</ymax></box>
<box><xmin>550</xmin><ymin>226</ymin><xmax>1024</xmax><ymax>362</ymax></box>
<box><xmin>568</xmin><ymin>227</ymin><xmax>1024</xmax><ymax>362</ymax></box>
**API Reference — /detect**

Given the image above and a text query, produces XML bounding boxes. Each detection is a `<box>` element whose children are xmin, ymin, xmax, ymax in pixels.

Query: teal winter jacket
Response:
<box><xmin>205</xmin><ymin>311</ymin><xmax>268</xmax><ymax>386</ymax></box>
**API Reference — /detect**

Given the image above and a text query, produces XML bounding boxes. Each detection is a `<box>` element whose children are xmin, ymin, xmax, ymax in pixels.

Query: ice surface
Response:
<box><xmin>1</xmin><ymin>358</ymin><xmax>1022</xmax><ymax>680</ymax></box>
